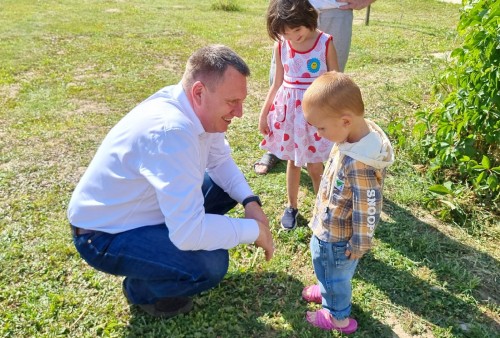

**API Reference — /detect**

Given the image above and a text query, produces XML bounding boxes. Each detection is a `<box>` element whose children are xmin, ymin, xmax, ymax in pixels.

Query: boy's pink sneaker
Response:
<box><xmin>306</xmin><ymin>309</ymin><xmax>358</xmax><ymax>334</ymax></box>
<box><xmin>302</xmin><ymin>285</ymin><xmax>322</xmax><ymax>304</ymax></box>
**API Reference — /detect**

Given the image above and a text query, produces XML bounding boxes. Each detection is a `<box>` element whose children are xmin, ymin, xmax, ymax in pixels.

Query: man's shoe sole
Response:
<box><xmin>138</xmin><ymin>297</ymin><xmax>193</xmax><ymax>318</ymax></box>
<box><xmin>123</xmin><ymin>281</ymin><xmax>193</xmax><ymax>318</ymax></box>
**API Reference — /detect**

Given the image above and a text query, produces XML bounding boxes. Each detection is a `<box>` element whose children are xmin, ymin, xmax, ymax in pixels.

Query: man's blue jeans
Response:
<box><xmin>72</xmin><ymin>173</ymin><xmax>238</xmax><ymax>305</ymax></box>
<box><xmin>310</xmin><ymin>235</ymin><xmax>359</xmax><ymax>320</ymax></box>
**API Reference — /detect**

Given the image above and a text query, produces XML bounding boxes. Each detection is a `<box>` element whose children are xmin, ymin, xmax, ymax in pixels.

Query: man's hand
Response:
<box><xmin>244</xmin><ymin>202</ymin><xmax>274</xmax><ymax>260</ymax></box>
<box><xmin>255</xmin><ymin>221</ymin><xmax>274</xmax><ymax>261</ymax></box>
<box><xmin>339</xmin><ymin>0</ymin><xmax>375</xmax><ymax>10</ymax></box>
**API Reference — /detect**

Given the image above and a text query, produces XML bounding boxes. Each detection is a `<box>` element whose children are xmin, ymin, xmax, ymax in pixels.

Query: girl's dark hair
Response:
<box><xmin>266</xmin><ymin>0</ymin><xmax>318</xmax><ymax>41</ymax></box>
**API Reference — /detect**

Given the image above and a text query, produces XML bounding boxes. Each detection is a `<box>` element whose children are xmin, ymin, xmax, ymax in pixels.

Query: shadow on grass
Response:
<box><xmin>119</xmin><ymin>193</ymin><xmax>498</xmax><ymax>336</ymax></box>
<box><xmin>123</xmin><ymin>271</ymin><xmax>394</xmax><ymax>337</ymax></box>
<box><xmin>357</xmin><ymin>199</ymin><xmax>500</xmax><ymax>336</ymax></box>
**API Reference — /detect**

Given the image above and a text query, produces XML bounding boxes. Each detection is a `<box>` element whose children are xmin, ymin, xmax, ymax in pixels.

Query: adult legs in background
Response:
<box><xmin>317</xmin><ymin>9</ymin><xmax>354</xmax><ymax>72</ymax></box>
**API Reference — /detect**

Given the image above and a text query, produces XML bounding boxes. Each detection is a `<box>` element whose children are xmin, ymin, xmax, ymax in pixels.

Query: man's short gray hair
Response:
<box><xmin>182</xmin><ymin>44</ymin><xmax>250</xmax><ymax>91</ymax></box>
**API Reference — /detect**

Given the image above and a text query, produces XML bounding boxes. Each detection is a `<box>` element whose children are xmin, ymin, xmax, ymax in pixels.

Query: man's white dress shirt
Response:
<box><xmin>68</xmin><ymin>83</ymin><xmax>259</xmax><ymax>251</ymax></box>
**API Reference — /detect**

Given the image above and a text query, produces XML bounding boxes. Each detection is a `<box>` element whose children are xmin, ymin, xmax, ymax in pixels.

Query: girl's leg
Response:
<box><xmin>306</xmin><ymin>162</ymin><xmax>324</xmax><ymax>194</ymax></box>
<box><xmin>286</xmin><ymin>160</ymin><xmax>302</xmax><ymax>208</ymax></box>
<box><xmin>310</xmin><ymin>235</ymin><xmax>359</xmax><ymax>324</ymax></box>
<box><xmin>281</xmin><ymin>161</ymin><xmax>302</xmax><ymax>230</ymax></box>
<box><xmin>318</xmin><ymin>9</ymin><xmax>353</xmax><ymax>72</ymax></box>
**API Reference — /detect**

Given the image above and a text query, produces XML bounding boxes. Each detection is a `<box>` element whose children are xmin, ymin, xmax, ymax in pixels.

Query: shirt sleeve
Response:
<box><xmin>205</xmin><ymin>134</ymin><xmax>254</xmax><ymax>203</ymax></box>
<box><xmin>348</xmin><ymin>162</ymin><xmax>384</xmax><ymax>257</ymax></box>
<box><xmin>139</xmin><ymin>128</ymin><xmax>259</xmax><ymax>251</ymax></box>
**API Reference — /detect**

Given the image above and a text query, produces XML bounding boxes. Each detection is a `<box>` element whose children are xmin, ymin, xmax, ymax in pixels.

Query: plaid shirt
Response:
<box><xmin>309</xmin><ymin>144</ymin><xmax>387</xmax><ymax>258</ymax></box>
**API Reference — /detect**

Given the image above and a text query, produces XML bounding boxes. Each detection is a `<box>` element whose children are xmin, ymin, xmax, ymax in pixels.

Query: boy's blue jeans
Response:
<box><xmin>310</xmin><ymin>235</ymin><xmax>359</xmax><ymax>320</ymax></box>
<box><xmin>72</xmin><ymin>173</ymin><xmax>238</xmax><ymax>305</ymax></box>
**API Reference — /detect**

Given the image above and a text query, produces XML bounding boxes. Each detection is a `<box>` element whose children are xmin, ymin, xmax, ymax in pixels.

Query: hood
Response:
<box><xmin>338</xmin><ymin>119</ymin><xmax>394</xmax><ymax>169</ymax></box>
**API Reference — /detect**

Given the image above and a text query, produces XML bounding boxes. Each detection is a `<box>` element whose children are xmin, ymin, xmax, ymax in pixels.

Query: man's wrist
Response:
<box><xmin>242</xmin><ymin>195</ymin><xmax>262</xmax><ymax>207</ymax></box>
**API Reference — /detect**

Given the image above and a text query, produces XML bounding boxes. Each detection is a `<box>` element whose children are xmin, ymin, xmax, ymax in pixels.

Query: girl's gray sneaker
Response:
<box><xmin>281</xmin><ymin>207</ymin><xmax>298</xmax><ymax>230</ymax></box>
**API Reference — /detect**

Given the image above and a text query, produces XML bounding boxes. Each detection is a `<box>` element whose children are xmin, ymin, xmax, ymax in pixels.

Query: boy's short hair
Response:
<box><xmin>267</xmin><ymin>0</ymin><xmax>318</xmax><ymax>41</ymax></box>
<box><xmin>303</xmin><ymin>71</ymin><xmax>365</xmax><ymax>117</ymax></box>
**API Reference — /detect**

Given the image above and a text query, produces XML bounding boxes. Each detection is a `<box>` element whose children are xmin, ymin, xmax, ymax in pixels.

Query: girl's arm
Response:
<box><xmin>259</xmin><ymin>42</ymin><xmax>284</xmax><ymax>135</ymax></box>
<box><xmin>326</xmin><ymin>37</ymin><xmax>340</xmax><ymax>72</ymax></box>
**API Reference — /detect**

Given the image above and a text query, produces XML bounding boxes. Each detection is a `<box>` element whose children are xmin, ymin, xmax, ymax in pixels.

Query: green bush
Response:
<box><xmin>411</xmin><ymin>0</ymin><xmax>499</xmax><ymax>223</ymax></box>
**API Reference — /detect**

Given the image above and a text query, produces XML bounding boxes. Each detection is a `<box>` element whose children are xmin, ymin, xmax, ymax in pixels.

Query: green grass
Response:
<box><xmin>211</xmin><ymin>0</ymin><xmax>243</xmax><ymax>11</ymax></box>
<box><xmin>0</xmin><ymin>0</ymin><xmax>498</xmax><ymax>337</ymax></box>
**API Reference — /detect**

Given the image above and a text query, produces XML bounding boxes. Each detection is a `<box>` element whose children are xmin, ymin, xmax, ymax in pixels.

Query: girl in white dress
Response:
<box><xmin>259</xmin><ymin>0</ymin><xmax>339</xmax><ymax>230</ymax></box>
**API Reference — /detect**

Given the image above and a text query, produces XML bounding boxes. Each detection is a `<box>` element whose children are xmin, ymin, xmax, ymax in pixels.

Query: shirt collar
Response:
<box><xmin>173</xmin><ymin>82</ymin><xmax>206</xmax><ymax>136</ymax></box>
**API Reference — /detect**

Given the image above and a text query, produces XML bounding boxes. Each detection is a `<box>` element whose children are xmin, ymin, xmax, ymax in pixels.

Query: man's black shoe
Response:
<box><xmin>123</xmin><ymin>282</ymin><xmax>193</xmax><ymax>318</ymax></box>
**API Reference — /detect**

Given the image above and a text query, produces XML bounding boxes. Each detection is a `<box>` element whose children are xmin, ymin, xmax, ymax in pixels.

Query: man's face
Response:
<box><xmin>197</xmin><ymin>67</ymin><xmax>247</xmax><ymax>133</ymax></box>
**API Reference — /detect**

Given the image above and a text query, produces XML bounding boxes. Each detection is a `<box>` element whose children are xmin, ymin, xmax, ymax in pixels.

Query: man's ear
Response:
<box><xmin>191</xmin><ymin>81</ymin><xmax>204</xmax><ymax>107</ymax></box>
